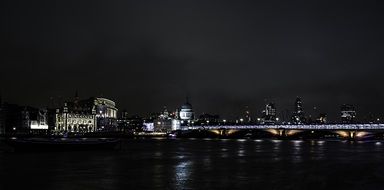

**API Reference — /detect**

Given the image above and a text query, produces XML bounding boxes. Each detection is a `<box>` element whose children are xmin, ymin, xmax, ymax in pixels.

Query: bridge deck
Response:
<box><xmin>188</xmin><ymin>124</ymin><xmax>384</xmax><ymax>130</ymax></box>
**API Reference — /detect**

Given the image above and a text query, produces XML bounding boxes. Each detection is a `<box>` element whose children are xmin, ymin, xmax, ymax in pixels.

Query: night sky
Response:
<box><xmin>1</xmin><ymin>0</ymin><xmax>383</xmax><ymax>121</ymax></box>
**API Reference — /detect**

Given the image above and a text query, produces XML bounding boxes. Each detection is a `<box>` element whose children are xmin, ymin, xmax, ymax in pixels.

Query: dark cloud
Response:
<box><xmin>1</xmin><ymin>0</ymin><xmax>383</xmax><ymax>121</ymax></box>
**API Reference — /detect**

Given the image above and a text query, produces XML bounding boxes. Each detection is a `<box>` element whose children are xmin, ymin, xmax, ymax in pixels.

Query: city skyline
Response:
<box><xmin>0</xmin><ymin>93</ymin><xmax>380</xmax><ymax>123</ymax></box>
<box><xmin>2</xmin><ymin>1</ymin><xmax>384</xmax><ymax>189</ymax></box>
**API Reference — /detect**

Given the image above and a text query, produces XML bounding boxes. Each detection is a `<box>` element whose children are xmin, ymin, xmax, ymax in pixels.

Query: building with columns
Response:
<box><xmin>54</xmin><ymin>96</ymin><xmax>118</xmax><ymax>134</ymax></box>
<box><xmin>54</xmin><ymin>102</ymin><xmax>97</xmax><ymax>134</ymax></box>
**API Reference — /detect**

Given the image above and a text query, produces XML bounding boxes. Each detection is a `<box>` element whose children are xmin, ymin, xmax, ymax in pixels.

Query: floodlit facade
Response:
<box><xmin>54</xmin><ymin>96</ymin><xmax>118</xmax><ymax>134</ymax></box>
<box><xmin>154</xmin><ymin>107</ymin><xmax>174</xmax><ymax>133</ymax></box>
<box><xmin>179</xmin><ymin>102</ymin><xmax>194</xmax><ymax>120</ymax></box>
<box><xmin>54</xmin><ymin>102</ymin><xmax>97</xmax><ymax>134</ymax></box>
<box><xmin>94</xmin><ymin>97</ymin><xmax>118</xmax><ymax>131</ymax></box>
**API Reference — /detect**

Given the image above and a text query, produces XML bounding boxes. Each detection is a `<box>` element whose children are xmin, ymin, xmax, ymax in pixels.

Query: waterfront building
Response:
<box><xmin>178</xmin><ymin>98</ymin><xmax>194</xmax><ymax>129</ymax></box>
<box><xmin>0</xmin><ymin>102</ymin><xmax>49</xmax><ymax>135</ymax></box>
<box><xmin>154</xmin><ymin>107</ymin><xmax>174</xmax><ymax>133</ymax></box>
<box><xmin>179</xmin><ymin>99</ymin><xmax>194</xmax><ymax>121</ymax></box>
<box><xmin>54</xmin><ymin>101</ymin><xmax>97</xmax><ymax>134</ymax></box>
<box><xmin>117</xmin><ymin>114</ymin><xmax>144</xmax><ymax>133</ymax></box>
<box><xmin>23</xmin><ymin>107</ymin><xmax>49</xmax><ymax>134</ymax></box>
<box><xmin>292</xmin><ymin>97</ymin><xmax>306</xmax><ymax>124</ymax></box>
<box><xmin>143</xmin><ymin>122</ymin><xmax>154</xmax><ymax>132</ymax></box>
<box><xmin>1</xmin><ymin>103</ymin><xmax>23</xmax><ymax>134</ymax></box>
<box><xmin>341</xmin><ymin>104</ymin><xmax>356</xmax><ymax>123</ymax></box>
<box><xmin>94</xmin><ymin>97</ymin><xmax>118</xmax><ymax>131</ymax></box>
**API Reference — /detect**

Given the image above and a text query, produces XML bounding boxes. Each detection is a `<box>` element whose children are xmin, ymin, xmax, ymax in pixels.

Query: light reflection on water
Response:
<box><xmin>272</xmin><ymin>139</ymin><xmax>282</xmax><ymax>161</ymax></box>
<box><xmin>1</xmin><ymin>139</ymin><xmax>384</xmax><ymax>190</ymax></box>
<box><xmin>291</xmin><ymin>140</ymin><xmax>303</xmax><ymax>163</ymax></box>
<box><xmin>174</xmin><ymin>160</ymin><xmax>192</xmax><ymax>189</ymax></box>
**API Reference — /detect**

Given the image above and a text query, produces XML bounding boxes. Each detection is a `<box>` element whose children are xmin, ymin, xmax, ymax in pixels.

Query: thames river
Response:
<box><xmin>1</xmin><ymin>138</ymin><xmax>384</xmax><ymax>189</ymax></box>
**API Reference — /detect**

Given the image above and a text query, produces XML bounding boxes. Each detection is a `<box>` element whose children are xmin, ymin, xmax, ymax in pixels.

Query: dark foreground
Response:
<box><xmin>1</xmin><ymin>138</ymin><xmax>384</xmax><ymax>190</ymax></box>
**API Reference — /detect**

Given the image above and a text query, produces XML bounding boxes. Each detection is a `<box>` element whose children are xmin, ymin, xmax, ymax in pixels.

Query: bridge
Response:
<box><xmin>184</xmin><ymin>124</ymin><xmax>384</xmax><ymax>139</ymax></box>
<box><xmin>188</xmin><ymin>124</ymin><xmax>384</xmax><ymax>130</ymax></box>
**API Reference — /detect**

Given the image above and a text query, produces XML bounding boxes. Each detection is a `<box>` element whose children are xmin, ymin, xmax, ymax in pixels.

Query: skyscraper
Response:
<box><xmin>341</xmin><ymin>104</ymin><xmax>356</xmax><ymax>123</ymax></box>
<box><xmin>262</xmin><ymin>103</ymin><xmax>277</xmax><ymax>124</ymax></box>
<box><xmin>292</xmin><ymin>97</ymin><xmax>306</xmax><ymax>124</ymax></box>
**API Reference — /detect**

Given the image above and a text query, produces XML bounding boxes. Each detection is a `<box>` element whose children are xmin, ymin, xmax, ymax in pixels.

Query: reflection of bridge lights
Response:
<box><xmin>376</xmin><ymin>142</ymin><xmax>382</xmax><ymax>145</ymax></box>
<box><xmin>237</xmin><ymin>150</ymin><xmax>245</xmax><ymax>157</ymax></box>
<box><xmin>293</xmin><ymin>140</ymin><xmax>303</xmax><ymax>143</ymax></box>
<box><xmin>317</xmin><ymin>141</ymin><xmax>325</xmax><ymax>145</ymax></box>
<box><xmin>272</xmin><ymin>139</ymin><xmax>282</xmax><ymax>143</ymax></box>
<box><xmin>254</xmin><ymin>139</ymin><xmax>263</xmax><ymax>142</ymax></box>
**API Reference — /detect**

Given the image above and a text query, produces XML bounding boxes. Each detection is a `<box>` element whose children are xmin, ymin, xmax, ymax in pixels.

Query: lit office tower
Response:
<box><xmin>292</xmin><ymin>97</ymin><xmax>306</xmax><ymax>124</ymax></box>
<box><xmin>244</xmin><ymin>106</ymin><xmax>251</xmax><ymax>123</ymax></box>
<box><xmin>262</xmin><ymin>103</ymin><xmax>277</xmax><ymax>124</ymax></box>
<box><xmin>341</xmin><ymin>104</ymin><xmax>356</xmax><ymax>123</ymax></box>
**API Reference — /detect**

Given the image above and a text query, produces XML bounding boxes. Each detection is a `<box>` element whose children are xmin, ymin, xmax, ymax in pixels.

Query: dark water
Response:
<box><xmin>1</xmin><ymin>138</ymin><xmax>384</xmax><ymax>190</ymax></box>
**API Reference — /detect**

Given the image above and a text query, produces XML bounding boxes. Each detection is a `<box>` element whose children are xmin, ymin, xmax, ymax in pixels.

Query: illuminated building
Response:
<box><xmin>341</xmin><ymin>104</ymin><xmax>356</xmax><ymax>123</ymax></box>
<box><xmin>244</xmin><ymin>106</ymin><xmax>252</xmax><ymax>123</ymax></box>
<box><xmin>54</xmin><ymin>101</ymin><xmax>97</xmax><ymax>134</ymax></box>
<box><xmin>197</xmin><ymin>113</ymin><xmax>220</xmax><ymax>125</ymax></box>
<box><xmin>292</xmin><ymin>97</ymin><xmax>306</xmax><ymax>124</ymax></box>
<box><xmin>94</xmin><ymin>97</ymin><xmax>118</xmax><ymax>131</ymax></box>
<box><xmin>154</xmin><ymin>107</ymin><xmax>173</xmax><ymax>133</ymax></box>
<box><xmin>22</xmin><ymin>108</ymin><xmax>49</xmax><ymax>134</ymax></box>
<box><xmin>261</xmin><ymin>103</ymin><xmax>277</xmax><ymax>124</ymax></box>
<box><xmin>54</xmin><ymin>95</ymin><xmax>118</xmax><ymax>133</ymax></box>
<box><xmin>316</xmin><ymin>113</ymin><xmax>327</xmax><ymax>124</ymax></box>
<box><xmin>179</xmin><ymin>99</ymin><xmax>194</xmax><ymax>121</ymax></box>
<box><xmin>117</xmin><ymin>114</ymin><xmax>144</xmax><ymax>133</ymax></box>
<box><xmin>0</xmin><ymin>102</ymin><xmax>49</xmax><ymax>135</ymax></box>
